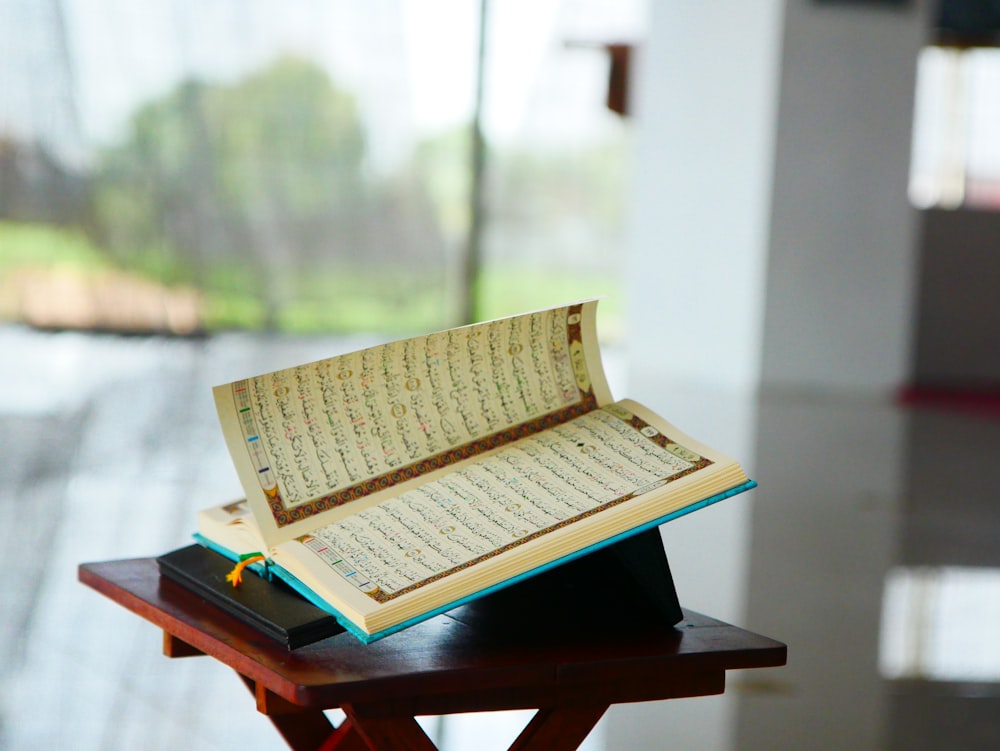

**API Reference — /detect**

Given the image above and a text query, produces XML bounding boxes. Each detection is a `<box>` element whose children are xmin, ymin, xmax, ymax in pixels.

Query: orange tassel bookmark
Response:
<box><xmin>226</xmin><ymin>553</ymin><xmax>267</xmax><ymax>587</ymax></box>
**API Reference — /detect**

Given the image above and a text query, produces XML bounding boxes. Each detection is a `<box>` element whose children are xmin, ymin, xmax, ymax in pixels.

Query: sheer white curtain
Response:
<box><xmin>1</xmin><ymin>0</ymin><xmax>475</xmax><ymax>334</ymax></box>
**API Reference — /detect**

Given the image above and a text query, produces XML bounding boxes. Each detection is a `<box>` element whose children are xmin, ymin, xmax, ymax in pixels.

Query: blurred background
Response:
<box><xmin>2</xmin><ymin>0</ymin><xmax>1000</xmax><ymax>749</ymax></box>
<box><xmin>0</xmin><ymin>0</ymin><xmax>636</xmax><ymax>335</ymax></box>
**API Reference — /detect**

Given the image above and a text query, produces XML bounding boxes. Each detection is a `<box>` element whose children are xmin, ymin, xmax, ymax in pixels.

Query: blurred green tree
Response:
<box><xmin>91</xmin><ymin>56</ymin><xmax>369</xmax><ymax>327</ymax></box>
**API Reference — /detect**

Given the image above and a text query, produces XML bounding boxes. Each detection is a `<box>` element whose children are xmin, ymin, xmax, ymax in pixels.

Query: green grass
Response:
<box><xmin>476</xmin><ymin>262</ymin><xmax>624</xmax><ymax>342</ymax></box>
<box><xmin>0</xmin><ymin>220</ymin><xmax>625</xmax><ymax>338</ymax></box>
<box><xmin>0</xmin><ymin>221</ymin><xmax>112</xmax><ymax>273</ymax></box>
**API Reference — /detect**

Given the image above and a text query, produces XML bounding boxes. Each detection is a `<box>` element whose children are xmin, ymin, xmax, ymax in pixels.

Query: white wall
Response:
<box><xmin>627</xmin><ymin>2</ymin><xmax>927</xmax><ymax>402</ymax></box>
<box><xmin>760</xmin><ymin>0</ymin><xmax>927</xmax><ymax>395</ymax></box>
<box><xmin>615</xmin><ymin>1</ymin><xmax>929</xmax><ymax>749</ymax></box>
<box><xmin>625</xmin><ymin>1</ymin><xmax>783</xmax><ymax>404</ymax></box>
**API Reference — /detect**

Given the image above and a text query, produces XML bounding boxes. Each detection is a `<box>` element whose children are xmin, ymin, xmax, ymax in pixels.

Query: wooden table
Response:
<box><xmin>79</xmin><ymin>558</ymin><xmax>786</xmax><ymax>751</ymax></box>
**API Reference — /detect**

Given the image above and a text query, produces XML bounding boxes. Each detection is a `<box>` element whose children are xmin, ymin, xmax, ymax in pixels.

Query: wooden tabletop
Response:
<box><xmin>79</xmin><ymin>557</ymin><xmax>785</xmax><ymax>710</ymax></box>
<box><xmin>79</xmin><ymin>557</ymin><xmax>785</xmax><ymax>750</ymax></box>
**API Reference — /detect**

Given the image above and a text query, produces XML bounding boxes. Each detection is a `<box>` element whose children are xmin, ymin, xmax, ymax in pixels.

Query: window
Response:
<box><xmin>0</xmin><ymin>0</ymin><xmax>642</xmax><ymax>337</ymax></box>
<box><xmin>909</xmin><ymin>46</ymin><xmax>1000</xmax><ymax>209</ymax></box>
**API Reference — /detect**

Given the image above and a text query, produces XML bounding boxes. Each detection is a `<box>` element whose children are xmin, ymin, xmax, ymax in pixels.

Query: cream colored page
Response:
<box><xmin>197</xmin><ymin>499</ymin><xmax>267</xmax><ymax>557</ymax></box>
<box><xmin>578</xmin><ymin>299</ymin><xmax>613</xmax><ymax>404</ymax></box>
<box><xmin>214</xmin><ymin>301</ymin><xmax>609</xmax><ymax>545</ymax></box>
<box><xmin>293</xmin><ymin>402</ymin><xmax>711</xmax><ymax>603</ymax></box>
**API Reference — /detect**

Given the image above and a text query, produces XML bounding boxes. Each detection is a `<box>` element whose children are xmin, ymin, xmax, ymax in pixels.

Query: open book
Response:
<box><xmin>202</xmin><ymin>300</ymin><xmax>754</xmax><ymax>642</ymax></box>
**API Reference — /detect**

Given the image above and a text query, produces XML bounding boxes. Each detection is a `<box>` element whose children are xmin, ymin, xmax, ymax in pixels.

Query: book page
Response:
<box><xmin>196</xmin><ymin>499</ymin><xmax>268</xmax><ymax>557</ymax></box>
<box><xmin>214</xmin><ymin>301</ymin><xmax>613</xmax><ymax>544</ymax></box>
<box><xmin>284</xmin><ymin>401</ymin><xmax>721</xmax><ymax>609</ymax></box>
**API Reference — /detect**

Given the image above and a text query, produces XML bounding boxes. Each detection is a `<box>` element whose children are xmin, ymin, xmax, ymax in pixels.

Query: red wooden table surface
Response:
<box><xmin>79</xmin><ymin>558</ymin><xmax>786</xmax><ymax>751</ymax></box>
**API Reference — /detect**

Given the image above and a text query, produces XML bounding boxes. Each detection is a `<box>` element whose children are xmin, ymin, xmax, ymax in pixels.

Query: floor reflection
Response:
<box><xmin>735</xmin><ymin>390</ymin><xmax>1000</xmax><ymax>751</ymax></box>
<box><xmin>882</xmin><ymin>404</ymin><xmax>1000</xmax><ymax>751</ymax></box>
<box><xmin>1</xmin><ymin>326</ymin><xmax>998</xmax><ymax>750</ymax></box>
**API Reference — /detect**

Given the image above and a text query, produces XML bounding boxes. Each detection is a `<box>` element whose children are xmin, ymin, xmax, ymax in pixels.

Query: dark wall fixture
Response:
<box><xmin>935</xmin><ymin>0</ymin><xmax>1000</xmax><ymax>45</ymax></box>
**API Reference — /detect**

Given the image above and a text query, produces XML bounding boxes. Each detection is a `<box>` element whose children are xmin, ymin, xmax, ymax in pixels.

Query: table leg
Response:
<box><xmin>339</xmin><ymin>702</ymin><xmax>607</xmax><ymax>751</ymax></box>
<box><xmin>342</xmin><ymin>704</ymin><xmax>439</xmax><ymax>751</ymax></box>
<box><xmin>162</xmin><ymin>632</ymin><xmax>204</xmax><ymax>658</ymax></box>
<box><xmin>507</xmin><ymin>705</ymin><xmax>609</xmax><ymax>751</ymax></box>
<box><xmin>239</xmin><ymin>675</ymin><xmax>369</xmax><ymax>751</ymax></box>
<box><xmin>316</xmin><ymin>718</ymin><xmax>372</xmax><ymax>751</ymax></box>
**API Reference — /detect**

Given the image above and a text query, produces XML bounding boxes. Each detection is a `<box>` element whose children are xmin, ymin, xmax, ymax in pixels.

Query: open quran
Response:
<box><xmin>198</xmin><ymin>300</ymin><xmax>755</xmax><ymax>642</ymax></box>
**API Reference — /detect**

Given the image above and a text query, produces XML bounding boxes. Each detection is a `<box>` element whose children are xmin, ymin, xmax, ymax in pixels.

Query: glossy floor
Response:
<box><xmin>1</xmin><ymin>327</ymin><xmax>997</xmax><ymax>750</ymax></box>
